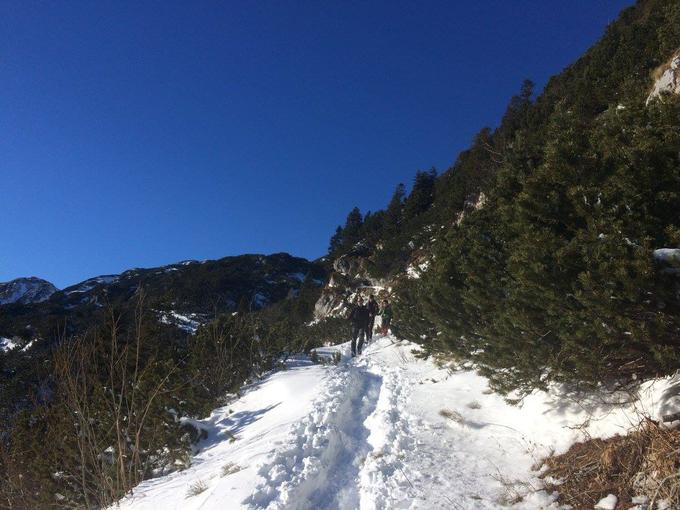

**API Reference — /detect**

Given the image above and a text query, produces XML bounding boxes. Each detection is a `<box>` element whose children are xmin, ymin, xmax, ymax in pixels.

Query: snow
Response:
<box><xmin>0</xmin><ymin>337</ymin><xmax>18</xmax><ymax>352</ymax></box>
<box><xmin>21</xmin><ymin>339</ymin><xmax>36</xmax><ymax>352</ymax></box>
<box><xmin>1</xmin><ymin>337</ymin><xmax>37</xmax><ymax>353</ymax></box>
<box><xmin>594</xmin><ymin>494</ymin><xmax>617</xmax><ymax>509</ymax></box>
<box><xmin>65</xmin><ymin>275</ymin><xmax>118</xmax><ymax>294</ymax></box>
<box><xmin>631</xmin><ymin>495</ymin><xmax>648</xmax><ymax>505</ymax></box>
<box><xmin>158</xmin><ymin>311</ymin><xmax>203</xmax><ymax>334</ymax></box>
<box><xmin>113</xmin><ymin>336</ymin><xmax>679</xmax><ymax>510</ymax></box>
<box><xmin>653</xmin><ymin>248</ymin><xmax>680</xmax><ymax>263</ymax></box>
<box><xmin>0</xmin><ymin>277</ymin><xmax>57</xmax><ymax>304</ymax></box>
<box><xmin>647</xmin><ymin>54</ymin><xmax>680</xmax><ymax>105</ymax></box>
<box><xmin>406</xmin><ymin>261</ymin><xmax>430</xmax><ymax>279</ymax></box>
<box><xmin>405</xmin><ymin>265</ymin><xmax>421</xmax><ymax>279</ymax></box>
<box><xmin>653</xmin><ymin>249</ymin><xmax>680</xmax><ymax>274</ymax></box>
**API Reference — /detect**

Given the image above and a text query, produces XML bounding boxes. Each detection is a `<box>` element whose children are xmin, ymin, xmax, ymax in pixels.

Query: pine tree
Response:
<box><xmin>403</xmin><ymin>170</ymin><xmax>437</xmax><ymax>221</ymax></box>
<box><xmin>385</xmin><ymin>183</ymin><xmax>405</xmax><ymax>235</ymax></box>
<box><xmin>342</xmin><ymin>207</ymin><xmax>363</xmax><ymax>247</ymax></box>
<box><xmin>328</xmin><ymin>226</ymin><xmax>343</xmax><ymax>254</ymax></box>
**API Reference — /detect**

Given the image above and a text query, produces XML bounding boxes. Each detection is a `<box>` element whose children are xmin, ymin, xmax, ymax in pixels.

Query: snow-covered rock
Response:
<box><xmin>653</xmin><ymin>248</ymin><xmax>680</xmax><ymax>263</ymax></box>
<box><xmin>332</xmin><ymin>253</ymin><xmax>366</xmax><ymax>279</ymax></box>
<box><xmin>653</xmin><ymin>248</ymin><xmax>680</xmax><ymax>274</ymax></box>
<box><xmin>405</xmin><ymin>259</ymin><xmax>430</xmax><ymax>279</ymax></box>
<box><xmin>646</xmin><ymin>53</ymin><xmax>680</xmax><ymax>105</ymax></box>
<box><xmin>314</xmin><ymin>287</ymin><xmax>347</xmax><ymax>319</ymax></box>
<box><xmin>157</xmin><ymin>311</ymin><xmax>207</xmax><ymax>334</ymax></box>
<box><xmin>454</xmin><ymin>191</ymin><xmax>487</xmax><ymax>226</ymax></box>
<box><xmin>0</xmin><ymin>277</ymin><xmax>57</xmax><ymax>305</ymax></box>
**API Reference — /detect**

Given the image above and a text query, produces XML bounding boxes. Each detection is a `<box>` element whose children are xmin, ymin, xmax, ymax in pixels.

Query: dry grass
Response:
<box><xmin>439</xmin><ymin>408</ymin><xmax>465</xmax><ymax>424</ymax></box>
<box><xmin>541</xmin><ymin>419</ymin><xmax>679</xmax><ymax>509</ymax></box>
<box><xmin>186</xmin><ymin>479</ymin><xmax>208</xmax><ymax>497</ymax></box>
<box><xmin>221</xmin><ymin>462</ymin><xmax>243</xmax><ymax>477</ymax></box>
<box><xmin>651</xmin><ymin>49</ymin><xmax>680</xmax><ymax>81</ymax></box>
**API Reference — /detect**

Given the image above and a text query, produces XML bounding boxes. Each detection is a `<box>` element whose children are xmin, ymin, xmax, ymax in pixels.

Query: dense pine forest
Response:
<box><xmin>328</xmin><ymin>0</ymin><xmax>680</xmax><ymax>393</ymax></box>
<box><xmin>1</xmin><ymin>0</ymin><xmax>678</xmax><ymax>508</ymax></box>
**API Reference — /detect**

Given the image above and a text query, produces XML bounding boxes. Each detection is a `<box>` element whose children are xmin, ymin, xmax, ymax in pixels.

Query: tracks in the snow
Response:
<box><xmin>244</xmin><ymin>363</ymin><xmax>383</xmax><ymax>510</ymax></box>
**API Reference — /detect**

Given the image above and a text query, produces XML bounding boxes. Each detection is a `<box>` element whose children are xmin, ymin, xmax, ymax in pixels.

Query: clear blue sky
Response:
<box><xmin>2</xmin><ymin>1</ymin><xmax>632</xmax><ymax>288</ymax></box>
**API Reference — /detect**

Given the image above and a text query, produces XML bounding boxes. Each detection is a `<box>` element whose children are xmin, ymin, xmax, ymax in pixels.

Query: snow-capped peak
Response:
<box><xmin>0</xmin><ymin>277</ymin><xmax>57</xmax><ymax>305</ymax></box>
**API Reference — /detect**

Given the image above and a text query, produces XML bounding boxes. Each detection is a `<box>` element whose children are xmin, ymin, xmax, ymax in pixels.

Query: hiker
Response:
<box><xmin>380</xmin><ymin>299</ymin><xmax>393</xmax><ymax>335</ymax></box>
<box><xmin>366</xmin><ymin>294</ymin><xmax>379</xmax><ymax>341</ymax></box>
<box><xmin>349</xmin><ymin>296</ymin><xmax>369</xmax><ymax>356</ymax></box>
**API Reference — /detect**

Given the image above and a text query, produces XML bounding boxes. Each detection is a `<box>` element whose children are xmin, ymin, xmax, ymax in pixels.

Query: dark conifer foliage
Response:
<box><xmin>328</xmin><ymin>0</ymin><xmax>680</xmax><ymax>392</ymax></box>
<box><xmin>385</xmin><ymin>183</ymin><xmax>406</xmax><ymax>234</ymax></box>
<box><xmin>403</xmin><ymin>170</ymin><xmax>437</xmax><ymax>222</ymax></box>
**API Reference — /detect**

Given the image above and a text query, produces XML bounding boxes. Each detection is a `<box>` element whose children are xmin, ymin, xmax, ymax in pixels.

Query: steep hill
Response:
<box><xmin>319</xmin><ymin>0</ymin><xmax>680</xmax><ymax>394</ymax></box>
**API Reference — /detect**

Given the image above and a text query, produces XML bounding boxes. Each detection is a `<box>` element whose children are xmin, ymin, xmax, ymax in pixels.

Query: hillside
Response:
<box><xmin>0</xmin><ymin>252</ymin><xmax>325</xmax><ymax>341</ymax></box>
<box><xmin>322</xmin><ymin>0</ymin><xmax>680</xmax><ymax>394</ymax></box>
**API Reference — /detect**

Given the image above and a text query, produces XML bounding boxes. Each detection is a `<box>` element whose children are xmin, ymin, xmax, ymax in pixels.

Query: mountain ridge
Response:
<box><xmin>0</xmin><ymin>252</ymin><xmax>326</xmax><ymax>341</ymax></box>
<box><xmin>0</xmin><ymin>276</ymin><xmax>57</xmax><ymax>306</ymax></box>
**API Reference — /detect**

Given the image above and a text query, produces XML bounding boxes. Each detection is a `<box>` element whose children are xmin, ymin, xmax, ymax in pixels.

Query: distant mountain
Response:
<box><xmin>0</xmin><ymin>277</ymin><xmax>57</xmax><ymax>305</ymax></box>
<box><xmin>0</xmin><ymin>253</ymin><xmax>326</xmax><ymax>340</ymax></box>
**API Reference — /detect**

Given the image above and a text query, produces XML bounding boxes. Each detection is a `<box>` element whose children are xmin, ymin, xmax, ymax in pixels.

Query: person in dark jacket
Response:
<box><xmin>349</xmin><ymin>297</ymin><xmax>370</xmax><ymax>356</ymax></box>
<box><xmin>366</xmin><ymin>295</ymin><xmax>379</xmax><ymax>341</ymax></box>
<box><xmin>380</xmin><ymin>299</ymin><xmax>393</xmax><ymax>335</ymax></box>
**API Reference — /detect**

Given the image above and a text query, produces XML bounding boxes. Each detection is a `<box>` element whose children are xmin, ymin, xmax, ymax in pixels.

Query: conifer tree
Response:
<box><xmin>328</xmin><ymin>226</ymin><xmax>343</xmax><ymax>254</ymax></box>
<box><xmin>385</xmin><ymin>183</ymin><xmax>405</xmax><ymax>234</ymax></box>
<box><xmin>404</xmin><ymin>170</ymin><xmax>437</xmax><ymax>221</ymax></box>
<box><xmin>342</xmin><ymin>207</ymin><xmax>363</xmax><ymax>247</ymax></box>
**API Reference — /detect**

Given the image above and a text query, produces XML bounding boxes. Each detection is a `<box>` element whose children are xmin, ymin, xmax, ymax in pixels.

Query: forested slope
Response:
<box><xmin>325</xmin><ymin>0</ymin><xmax>680</xmax><ymax>393</ymax></box>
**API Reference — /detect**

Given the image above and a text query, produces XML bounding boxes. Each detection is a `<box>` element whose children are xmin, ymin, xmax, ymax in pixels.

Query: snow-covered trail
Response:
<box><xmin>114</xmin><ymin>335</ymin><xmax>678</xmax><ymax>510</ymax></box>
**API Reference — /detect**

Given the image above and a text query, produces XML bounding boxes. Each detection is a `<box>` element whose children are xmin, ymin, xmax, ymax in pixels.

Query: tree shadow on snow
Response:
<box><xmin>196</xmin><ymin>402</ymin><xmax>282</xmax><ymax>452</ymax></box>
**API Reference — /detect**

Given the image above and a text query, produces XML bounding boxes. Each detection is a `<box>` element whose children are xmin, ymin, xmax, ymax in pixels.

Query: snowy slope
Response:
<box><xmin>114</xmin><ymin>336</ymin><xmax>678</xmax><ymax>510</ymax></box>
<box><xmin>0</xmin><ymin>277</ymin><xmax>57</xmax><ymax>305</ymax></box>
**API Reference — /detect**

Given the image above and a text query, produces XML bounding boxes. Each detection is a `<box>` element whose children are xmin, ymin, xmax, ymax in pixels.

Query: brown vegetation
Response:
<box><xmin>542</xmin><ymin>419</ymin><xmax>679</xmax><ymax>509</ymax></box>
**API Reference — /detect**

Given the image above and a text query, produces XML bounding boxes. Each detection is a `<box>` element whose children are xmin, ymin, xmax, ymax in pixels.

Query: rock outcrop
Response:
<box><xmin>646</xmin><ymin>52</ymin><xmax>680</xmax><ymax>105</ymax></box>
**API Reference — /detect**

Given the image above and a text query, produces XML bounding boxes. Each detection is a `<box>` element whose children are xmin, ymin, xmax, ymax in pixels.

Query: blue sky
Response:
<box><xmin>1</xmin><ymin>1</ymin><xmax>632</xmax><ymax>288</ymax></box>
